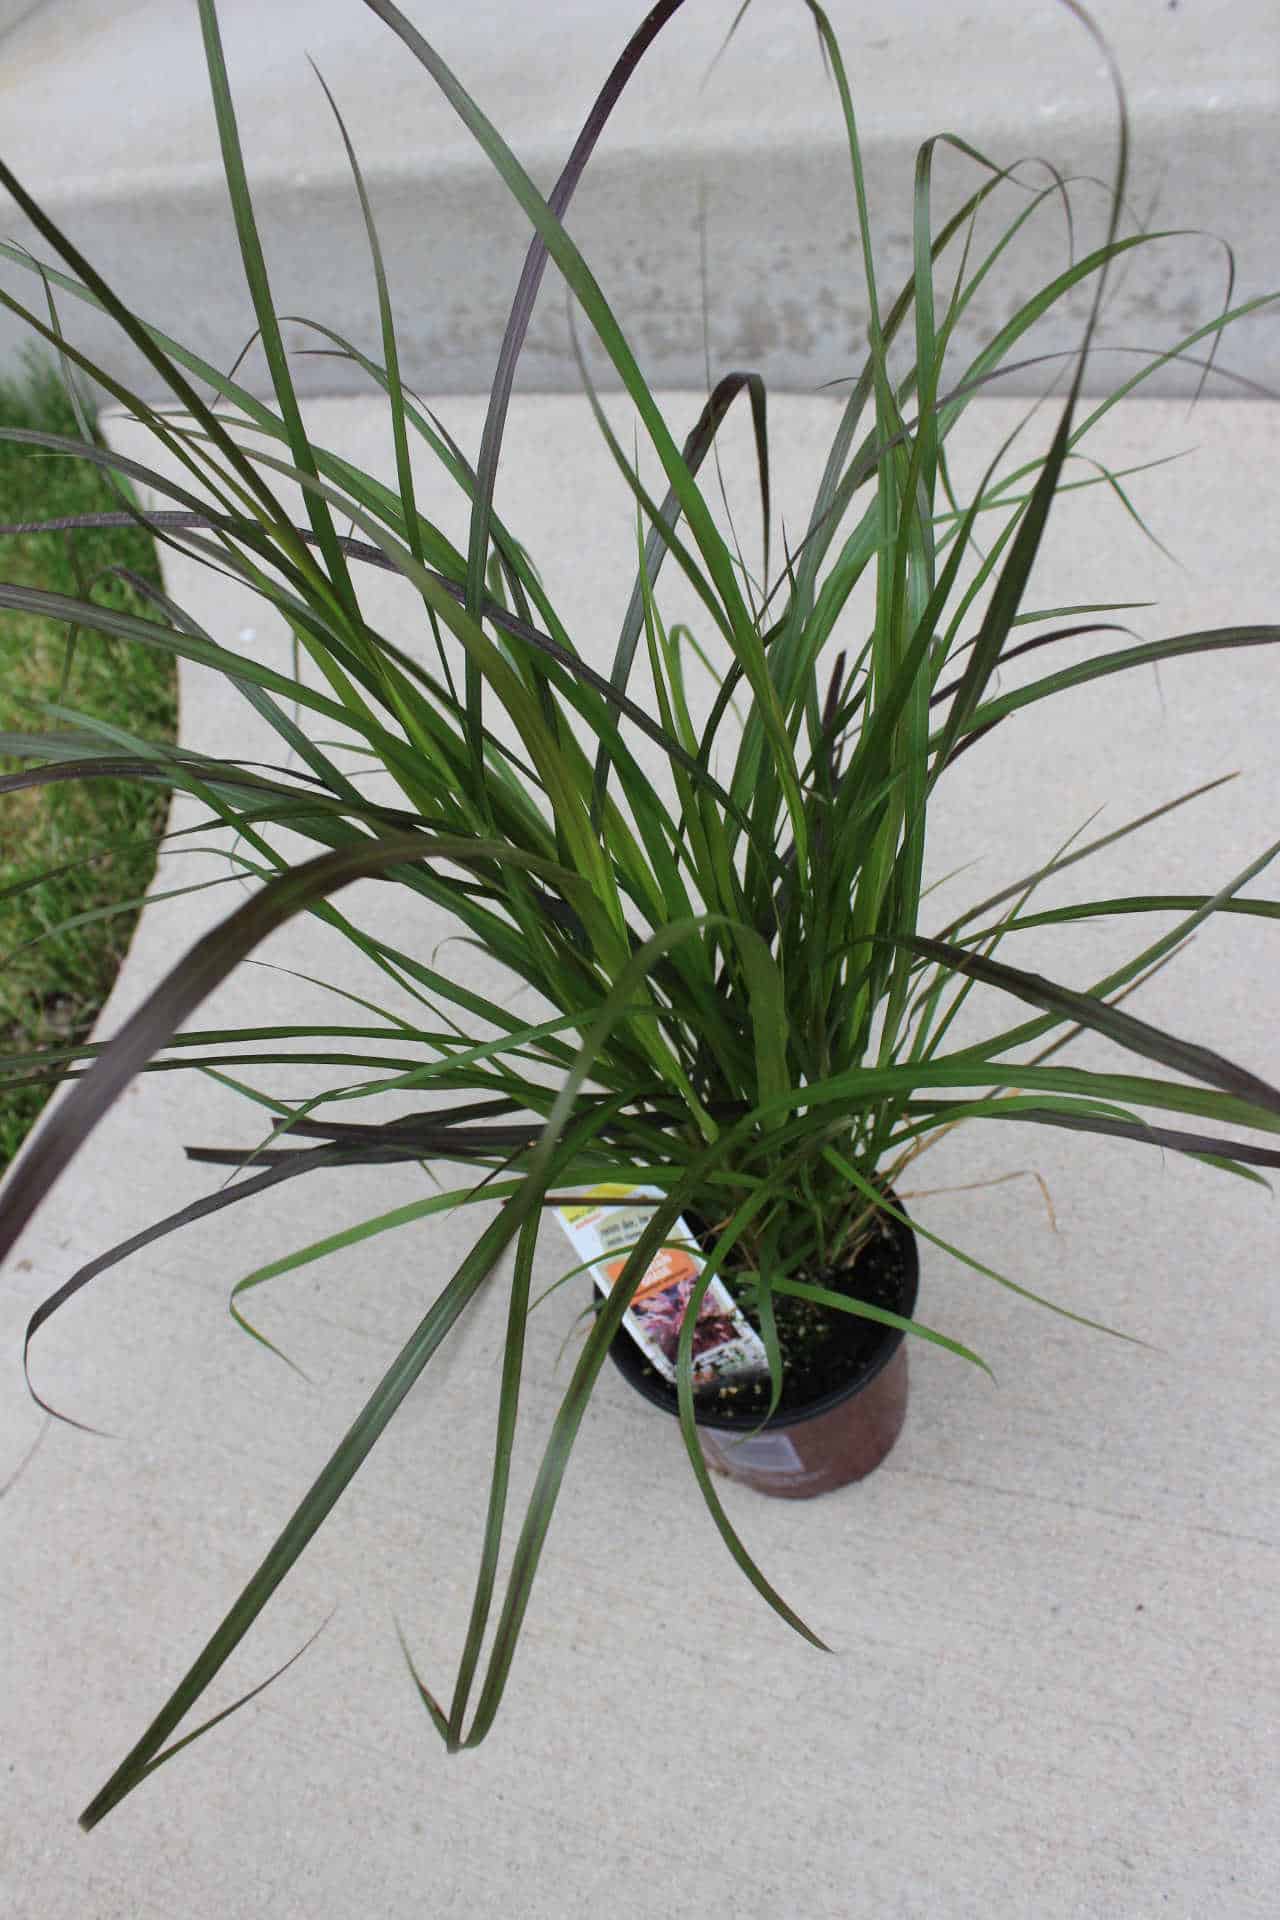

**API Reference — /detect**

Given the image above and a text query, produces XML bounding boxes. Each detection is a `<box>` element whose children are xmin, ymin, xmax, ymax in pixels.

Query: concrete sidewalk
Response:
<box><xmin>1</xmin><ymin>388</ymin><xmax>1279</xmax><ymax>1916</ymax></box>
<box><xmin>2</xmin><ymin>0</ymin><xmax>1277</xmax><ymax>399</ymax></box>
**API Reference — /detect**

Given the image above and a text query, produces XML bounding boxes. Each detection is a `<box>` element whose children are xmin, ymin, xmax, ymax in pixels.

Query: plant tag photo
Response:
<box><xmin>553</xmin><ymin>1183</ymin><xmax>768</xmax><ymax>1387</ymax></box>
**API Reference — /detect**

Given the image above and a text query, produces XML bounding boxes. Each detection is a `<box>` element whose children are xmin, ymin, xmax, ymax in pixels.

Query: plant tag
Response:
<box><xmin>551</xmin><ymin>1182</ymin><xmax>768</xmax><ymax>1387</ymax></box>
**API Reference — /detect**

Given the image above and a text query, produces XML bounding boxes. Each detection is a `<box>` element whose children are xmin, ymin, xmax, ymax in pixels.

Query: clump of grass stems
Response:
<box><xmin>0</xmin><ymin>0</ymin><xmax>1277</xmax><ymax>1828</ymax></box>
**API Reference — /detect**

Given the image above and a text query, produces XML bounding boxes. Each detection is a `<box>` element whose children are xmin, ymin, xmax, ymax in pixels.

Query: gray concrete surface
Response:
<box><xmin>1</xmin><ymin>387</ymin><xmax>1277</xmax><ymax>1914</ymax></box>
<box><xmin>0</xmin><ymin>2</ymin><xmax>45</xmax><ymax>44</ymax></box>
<box><xmin>2</xmin><ymin>0</ymin><xmax>1276</xmax><ymax>400</ymax></box>
<box><xmin>0</xmin><ymin>1</ymin><xmax>44</xmax><ymax>42</ymax></box>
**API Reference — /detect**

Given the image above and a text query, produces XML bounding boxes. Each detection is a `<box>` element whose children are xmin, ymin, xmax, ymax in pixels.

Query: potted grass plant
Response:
<box><xmin>1</xmin><ymin>0</ymin><xmax>1278</xmax><ymax>1828</ymax></box>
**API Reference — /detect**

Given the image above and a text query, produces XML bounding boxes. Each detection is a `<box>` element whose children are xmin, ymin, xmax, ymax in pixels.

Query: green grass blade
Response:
<box><xmin>194</xmin><ymin>0</ymin><xmax>359</xmax><ymax>625</ymax></box>
<box><xmin>78</xmin><ymin>1197</ymin><xmax>523</xmax><ymax>1829</ymax></box>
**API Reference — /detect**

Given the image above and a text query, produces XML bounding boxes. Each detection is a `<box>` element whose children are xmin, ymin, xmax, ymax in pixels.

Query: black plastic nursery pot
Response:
<box><xmin>604</xmin><ymin>1199</ymin><xmax>920</xmax><ymax>1499</ymax></box>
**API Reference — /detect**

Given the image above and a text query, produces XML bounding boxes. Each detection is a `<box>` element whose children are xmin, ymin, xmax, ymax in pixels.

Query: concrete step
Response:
<box><xmin>2</xmin><ymin>0</ymin><xmax>1276</xmax><ymax>401</ymax></box>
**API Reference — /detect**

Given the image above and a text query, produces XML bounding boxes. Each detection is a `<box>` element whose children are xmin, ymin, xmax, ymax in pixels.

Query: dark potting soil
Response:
<box><xmin>620</xmin><ymin>1207</ymin><xmax>913</xmax><ymax>1423</ymax></box>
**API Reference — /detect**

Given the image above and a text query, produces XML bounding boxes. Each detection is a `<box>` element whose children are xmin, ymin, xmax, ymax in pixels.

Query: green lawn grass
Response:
<box><xmin>0</xmin><ymin>360</ymin><xmax>176</xmax><ymax>1170</ymax></box>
